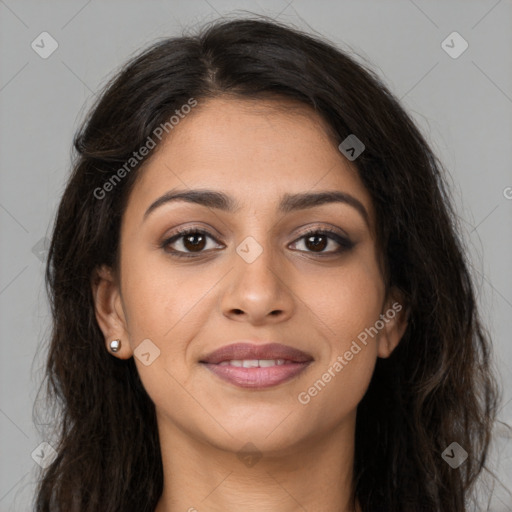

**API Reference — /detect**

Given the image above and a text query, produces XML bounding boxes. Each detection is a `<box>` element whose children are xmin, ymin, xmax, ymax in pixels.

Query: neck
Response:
<box><xmin>154</xmin><ymin>412</ymin><xmax>360</xmax><ymax>512</ymax></box>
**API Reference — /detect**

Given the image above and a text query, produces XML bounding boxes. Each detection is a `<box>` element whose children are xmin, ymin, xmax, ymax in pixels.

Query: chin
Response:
<box><xmin>211</xmin><ymin>409</ymin><xmax>313</xmax><ymax>451</ymax></box>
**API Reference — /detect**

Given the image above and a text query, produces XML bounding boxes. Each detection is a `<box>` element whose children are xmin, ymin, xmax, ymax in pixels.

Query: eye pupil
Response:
<box><xmin>306</xmin><ymin>234</ymin><xmax>327</xmax><ymax>252</ymax></box>
<box><xmin>184</xmin><ymin>233</ymin><xmax>206</xmax><ymax>251</ymax></box>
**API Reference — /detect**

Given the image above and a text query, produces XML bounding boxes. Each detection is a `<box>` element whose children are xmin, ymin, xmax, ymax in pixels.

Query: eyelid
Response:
<box><xmin>161</xmin><ymin>226</ymin><xmax>224</xmax><ymax>252</ymax></box>
<box><xmin>293</xmin><ymin>223</ymin><xmax>350</xmax><ymax>241</ymax></box>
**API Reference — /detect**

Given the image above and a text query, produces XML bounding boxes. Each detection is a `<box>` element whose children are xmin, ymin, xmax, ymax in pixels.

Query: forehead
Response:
<box><xmin>126</xmin><ymin>96</ymin><xmax>374</xmax><ymax>225</ymax></box>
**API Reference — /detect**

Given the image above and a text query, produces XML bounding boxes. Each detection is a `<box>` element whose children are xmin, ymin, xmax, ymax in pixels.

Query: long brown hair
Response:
<box><xmin>33</xmin><ymin>15</ymin><xmax>499</xmax><ymax>511</ymax></box>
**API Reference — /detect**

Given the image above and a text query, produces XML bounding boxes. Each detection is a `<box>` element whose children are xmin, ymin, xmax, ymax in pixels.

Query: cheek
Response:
<box><xmin>297</xmin><ymin>346</ymin><xmax>377</xmax><ymax>439</ymax></box>
<box><xmin>120</xmin><ymin>242</ymin><xmax>215</xmax><ymax>341</ymax></box>
<box><xmin>299</xmin><ymin>253</ymin><xmax>384</xmax><ymax>343</ymax></box>
<box><xmin>296</xmin><ymin>265</ymin><xmax>382</xmax><ymax>419</ymax></box>
<box><xmin>294</xmin><ymin>255</ymin><xmax>383</xmax><ymax>410</ymax></box>
<box><xmin>119</xmin><ymin>244</ymin><xmax>224</xmax><ymax>405</ymax></box>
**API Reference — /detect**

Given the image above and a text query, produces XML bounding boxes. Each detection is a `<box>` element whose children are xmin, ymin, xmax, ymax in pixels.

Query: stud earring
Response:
<box><xmin>109</xmin><ymin>339</ymin><xmax>121</xmax><ymax>353</ymax></box>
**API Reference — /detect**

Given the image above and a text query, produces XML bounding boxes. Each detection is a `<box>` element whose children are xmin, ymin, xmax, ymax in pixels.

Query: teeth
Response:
<box><xmin>242</xmin><ymin>359</ymin><xmax>259</xmax><ymax>368</ymax></box>
<box><xmin>218</xmin><ymin>359</ymin><xmax>289</xmax><ymax>367</ymax></box>
<box><xmin>259</xmin><ymin>359</ymin><xmax>278</xmax><ymax>367</ymax></box>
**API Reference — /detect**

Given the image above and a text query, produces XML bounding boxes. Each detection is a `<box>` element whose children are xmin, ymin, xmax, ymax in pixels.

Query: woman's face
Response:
<box><xmin>94</xmin><ymin>96</ymin><xmax>406</xmax><ymax>454</ymax></box>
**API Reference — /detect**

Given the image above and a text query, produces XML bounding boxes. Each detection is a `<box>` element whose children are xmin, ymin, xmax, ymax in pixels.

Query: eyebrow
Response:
<box><xmin>143</xmin><ymin>189</ymin><xmax>370</xmax><ymax>227</ymax></box>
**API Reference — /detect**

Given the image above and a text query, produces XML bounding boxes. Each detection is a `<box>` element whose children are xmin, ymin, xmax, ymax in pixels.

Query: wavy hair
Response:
<box><xmin>33</xmin><ymin>15</ymin><xmax>499</xmax><ymax>511</ymax></box>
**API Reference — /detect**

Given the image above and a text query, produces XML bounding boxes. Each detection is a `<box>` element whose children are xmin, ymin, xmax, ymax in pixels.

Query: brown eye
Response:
<box><xmin>181</xmin><ymin>232</ymin><xmax>207</xmax><ymax>252</ymax></box>
<box><xmin>304</xmin><ymin>233</ymin><xmax>328</xmax><ymax>252</ymax></box>
<box><xmin>161</xmin><ymin>228</ymin><xmax>223</xmax><ymax>257</ymax></box>
<box><xmin>161</xmin><ymin>227</ymin><xmax>354</xmax><ymax>259</ymax></box>
<box><xmin>290</xmin><ymin>229</ymin><xmax>354</xmax><ymax>255</ymax></box>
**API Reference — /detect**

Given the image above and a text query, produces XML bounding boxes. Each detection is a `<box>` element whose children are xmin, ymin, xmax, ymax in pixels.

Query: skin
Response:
<box><xmin>92</xmin><ymin>97</ymin><xmax>408</xmax><ymax>512</ymax></box>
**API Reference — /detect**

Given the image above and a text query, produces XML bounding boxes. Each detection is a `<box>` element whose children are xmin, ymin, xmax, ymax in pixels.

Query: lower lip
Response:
<box><xmin>201</xmin><ymin>362</ymin><xmax>312</xmax><ymax>388</ymax></box>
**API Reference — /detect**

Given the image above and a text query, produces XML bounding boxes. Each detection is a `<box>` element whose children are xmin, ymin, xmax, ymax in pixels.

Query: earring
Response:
<box><xmin>109</xmin><ymin>339</ymin><xmax>121</xmax><ymax>352</ymax></box>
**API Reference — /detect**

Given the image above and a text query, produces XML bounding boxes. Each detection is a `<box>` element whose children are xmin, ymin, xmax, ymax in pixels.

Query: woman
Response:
<box><xmin>33</xmin><ymin>16</ymin><xmax>499</xmax><ymax>512</ymax></box>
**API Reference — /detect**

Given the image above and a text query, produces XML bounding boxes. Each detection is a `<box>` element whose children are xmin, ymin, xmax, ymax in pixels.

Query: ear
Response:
<box><xmin>91</xmin><ymin>264</ymin><xmax>132</xmax><ymax>359</ymax></box>
<box><xmin>376</xmin><ymin>287</ymin><xmax>409</xmax><ymax>359</ymax></box>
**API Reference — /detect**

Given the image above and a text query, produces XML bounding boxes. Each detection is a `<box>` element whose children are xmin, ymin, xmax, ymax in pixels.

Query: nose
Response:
<box><xmin>220</xmin><ymin>242</ymin><xmax>295</xmax><ymax>325</ymax></box>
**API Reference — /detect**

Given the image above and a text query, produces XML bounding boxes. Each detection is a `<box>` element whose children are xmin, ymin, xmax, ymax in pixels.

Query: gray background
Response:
<box><xmin>1</xmin><ymin>0</ymin><xmax>511</xmax><ymax>510</ymax></box>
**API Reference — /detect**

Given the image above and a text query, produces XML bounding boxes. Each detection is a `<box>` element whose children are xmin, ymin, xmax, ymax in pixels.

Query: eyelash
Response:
<box><xmin>160</xmin><ymin>226</ymin><xmax>354</xmax><ymax>259</ymax></box>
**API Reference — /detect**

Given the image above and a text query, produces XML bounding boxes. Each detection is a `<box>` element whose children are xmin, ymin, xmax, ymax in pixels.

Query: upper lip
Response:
<box><xmin>200</xmin><ymin>342</ymin><xmax>314</xmax><ymax>364</ymax></box>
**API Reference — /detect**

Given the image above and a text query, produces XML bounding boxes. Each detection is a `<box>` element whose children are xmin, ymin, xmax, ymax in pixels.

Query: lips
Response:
<box><xmin>200</xmin><ymin>342</ymin><xmax>313</xmax><ymax>364</ymax></box>
<box><xmin>199</xmin><ymin>342</ymin><xmax>313</xmax><ymax>389</ymax></box>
